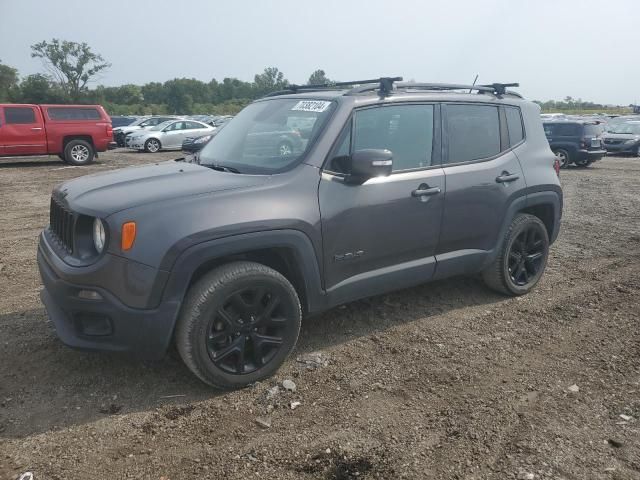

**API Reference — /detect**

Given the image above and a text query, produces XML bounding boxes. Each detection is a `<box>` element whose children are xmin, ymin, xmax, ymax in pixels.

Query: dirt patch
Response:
<box><xmin>0</xmin><ymin>152</ymin><xmax>639</xmax><ymax>479</ymax></box>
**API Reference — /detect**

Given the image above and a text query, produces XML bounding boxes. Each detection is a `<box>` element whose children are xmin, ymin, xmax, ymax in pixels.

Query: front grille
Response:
<box><xmin>49</xmin><ymin>197</ymin><xmax>75</xmax><ymax>253</ymax></box>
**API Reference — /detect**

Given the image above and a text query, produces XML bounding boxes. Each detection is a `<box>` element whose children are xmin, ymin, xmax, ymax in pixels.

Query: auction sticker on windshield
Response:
<box><xmin>291</xmin><ymin>100</ymin><xmax>332</xmax><ymax>113</ymax></box>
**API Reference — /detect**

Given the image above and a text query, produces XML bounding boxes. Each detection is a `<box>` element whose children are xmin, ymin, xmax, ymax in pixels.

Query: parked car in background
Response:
<box><xmin>244</xmin><ymin>122</ymin><xmax>305</xmax><ymax>157</ymax></box>
<box><xmin>543</xmin><ymin>120</ymin><xmax>606</xmax><ymax>167</ymax></box>
<box><xmin>181</xmin><ymin>133</ymin><xmax>214</xmax><ymax>153</ymax></box>
<box><xmin>602</xmin><ymin>121</ymin><xmax>640</xmax><ymax>156</ymax></box>
<box><xmin>113</xmin><ymin>116</ymin><xmax>177</xmax><ymax>147</ymax></box>
<box><xmin>540</xmin><ymin>113</ymin><xmax>566</xmax><ymax>121</ymax></box>
<box><xmin>110</xmin><ymin>115</ymin><xmax>138</xmax><ymax>128</ymax></box>
<box><xmin>0</xmin><ymin>103</ymin><xmax>114</xmax><ymax>165</ymax></box>
<box><xmin>181</xmin><ymin>122</ymin><xmax>231</xmax><ymax>153</ymax></box>
<box><xmin>127</xmin><ymin>119</ymin><xmax>214</xmax><ymax>152</ymax></box>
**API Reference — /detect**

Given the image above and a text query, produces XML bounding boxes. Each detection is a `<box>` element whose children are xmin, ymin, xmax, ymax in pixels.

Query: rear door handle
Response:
<box><xmin>496</xmin><ymin>172</ymin><xmax>520</xmax><ymax>183</ymax></box>
<box><xmin>31</xmin><ymin>127</ymin><xmax>43</xmax><ymax>131</ymax></box>
<box><xmin>411</xmin><ymin>185</ymin><xmax>441</xmax><ymax>197</ymax></box>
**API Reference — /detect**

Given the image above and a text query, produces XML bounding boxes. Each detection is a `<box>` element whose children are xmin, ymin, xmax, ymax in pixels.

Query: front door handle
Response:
<box><xmin>496</xmin><ymin>172</ymin><xmax>520</xmax><ymax>183</ymax></box>
<box><xmin>411</xmin><ymin>184</ymin><xmax>441</xmax><ymax>197</ymax></box>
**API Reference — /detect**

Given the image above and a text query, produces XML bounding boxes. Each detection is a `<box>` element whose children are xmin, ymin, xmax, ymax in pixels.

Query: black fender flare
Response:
<box><xmin>154</xmin><ymin>229</ymin><xmax>325</xmax><ymax>318</ymax></box>
<box><xmin>485</xmin><ymin>188</ymin><xmax>562</xmax><ymax>266</ymax></box>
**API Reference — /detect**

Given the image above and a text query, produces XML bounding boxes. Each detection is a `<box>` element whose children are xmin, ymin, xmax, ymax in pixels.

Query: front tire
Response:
<box><xmin>64</xmin><ymin>139</ymin><xmax>94</xmax><ymax>165</ymax></box>
<box><xmin>144</xmin><ymin>138</ymin><xmax>161</xmax><ymax>153</ymax></box>
<box><xmin>176</xmin><ymin>261</ymin><xmax>302</xmax><ymax>389</ymax></box>
<box><xmin>482</xmin><ymin>214</ymin><xmax>549</xmax><ymax>296</ymax></box>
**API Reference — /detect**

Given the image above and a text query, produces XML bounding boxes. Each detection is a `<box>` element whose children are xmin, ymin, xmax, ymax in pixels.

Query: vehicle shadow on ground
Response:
<box><xmin>0</xmin><ymin>159</ymin><xmax>63</xmax><ymax>168</ymax></box>
<box><xmin>0</xmin><ymin>275</ymin><xmax>503</xmax><ymax>439</ymax></box>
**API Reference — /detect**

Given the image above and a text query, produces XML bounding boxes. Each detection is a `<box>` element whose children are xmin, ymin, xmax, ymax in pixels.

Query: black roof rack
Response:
<box><xmin>262</xmin><ymin>78</ymin><xmax>522</xmax><ymax>99</ymax></box>
<box><xmin>263</xmin><ymin>77</ymin><xmax>404</xmax><ymax>98</ymax></box>
<box><xmin>397</xmin><ymin>82</ymin><xmax>522</xmax><ymax>98</ymax></box>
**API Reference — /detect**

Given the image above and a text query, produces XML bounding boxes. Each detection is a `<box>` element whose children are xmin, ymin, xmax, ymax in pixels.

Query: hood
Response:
<box><xmin>114</xmin><ymin>125</ymin><xmax>145</xmax><ymax>134</ymax></box>
<box><xmin>128</xmin><ymin>129</ymin><xmax>158</xmax><ymax>140</ymax></box>
<box><xmin>53</xmin><ymin>161</ymin><xmax>269</xmax><ymax>217</ymax></box>
<box><xmin>603</xmin><ymin>132</ymin><xmax>640</xmax><ymax>140</ymax></box>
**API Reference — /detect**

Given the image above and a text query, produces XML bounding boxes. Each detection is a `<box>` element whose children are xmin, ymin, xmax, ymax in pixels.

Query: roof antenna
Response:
<box><xmin>469</xmin><ymin>74</ymin><xmax>479</xmax><ymax>94</ymax></box>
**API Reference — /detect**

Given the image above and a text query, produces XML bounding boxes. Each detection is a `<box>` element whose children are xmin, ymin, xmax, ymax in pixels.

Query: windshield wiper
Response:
<box><xmin>206</xmin><ymin>164</ymin><xmax>242</xmax><ymax>174</ymax></box>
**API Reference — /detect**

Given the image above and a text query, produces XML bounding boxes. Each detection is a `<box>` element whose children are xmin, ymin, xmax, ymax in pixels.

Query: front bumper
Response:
<box><xmin>128</xmin><ymin>137</ymin><xmax>145</xmax><ymax>150</ymax></box>
<box><xmin>37</xmin><ymin>235</ymin><xmax>179</xmax><ymax>359</ymax></box>
<box><xmin>603</xmin><ymin>143</ymin><xmax>638</xmax><ymax>153</ymax></box>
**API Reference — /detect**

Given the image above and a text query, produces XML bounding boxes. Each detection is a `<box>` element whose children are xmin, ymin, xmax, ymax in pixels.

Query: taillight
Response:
<box><xmin>106</xmin><ymin>124</ymin><xmax>113</xmax><ymax>136</ymax></box>
<box><xmin>553</xmin><ymin>157</ymin><xmax>560</xmax><ymax>176</ymax></box>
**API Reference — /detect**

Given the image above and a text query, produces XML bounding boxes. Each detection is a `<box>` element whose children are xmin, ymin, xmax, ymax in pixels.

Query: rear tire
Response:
<box><xmin>553</xmin><ymin>149</ymin><xmax>571</xmax><ymax>168</ymax></box>
<box><xmin>482</xmin><ymin>214</ymin><xmax>549</xmax><ymax>296</ymax></box>
<box><xmin>176</xmin><ymin>261</ymin><xmax>302</xmax><ymax>389</ymax></box>
<box><xmin>64</xmin><ymin>140</ymin><xmax>94</xmax><ymax>165</ymax></box>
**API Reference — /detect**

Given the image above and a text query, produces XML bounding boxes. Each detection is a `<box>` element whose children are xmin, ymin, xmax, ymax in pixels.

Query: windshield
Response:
<box><xmin>198</xmin><ymin>98</ymin><xmax>336</xmax><ymax>174</ymax></box>
<box><xmin>610</xmin><ymin>123</ymin><xmax>640</xmax><ymax>135</ymax></box>
<box><xmin>130</xmin><ymin>117</ymin><xmax>150</xmax><ymax>126</ymax></box>
<box><xmin>150</xmin><ymin>120</ymin><xmax>173</xmax><ymax>131</ymax></box>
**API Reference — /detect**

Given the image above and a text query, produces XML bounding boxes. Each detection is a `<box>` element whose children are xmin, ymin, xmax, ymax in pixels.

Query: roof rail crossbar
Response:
<box><xmin>397</xmin><ymin>82</ymin><xmax>522</xmax><ymax>98</ymax></box>
<box><xmin>263</xmin><ymin>77</ymin><xmax>403</xmax><ymax>98</ymax></box>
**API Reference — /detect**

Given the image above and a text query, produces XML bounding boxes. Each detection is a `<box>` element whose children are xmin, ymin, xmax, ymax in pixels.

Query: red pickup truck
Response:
<box><xmin>0</xmin><ymin>104</ymin><xmax>114</xmax><ymax>165</ymax></box>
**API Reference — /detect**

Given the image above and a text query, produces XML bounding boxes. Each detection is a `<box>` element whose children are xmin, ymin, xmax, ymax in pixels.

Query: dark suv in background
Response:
<box><xmin>38</xmin><ymin>78</ymin><xmax>562</xmax><ymax>388</ymax></box>
<box><xmin>543</xmin><ymin>120</ymin><xmax>606</xmax><ymax>167</ymax></box>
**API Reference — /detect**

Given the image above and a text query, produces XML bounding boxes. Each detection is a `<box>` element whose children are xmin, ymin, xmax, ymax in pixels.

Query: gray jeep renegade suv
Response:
<box><xmin>38</xmin><ymin>78</ymin><xmax>562</xmax><ymax>388</ymax></box>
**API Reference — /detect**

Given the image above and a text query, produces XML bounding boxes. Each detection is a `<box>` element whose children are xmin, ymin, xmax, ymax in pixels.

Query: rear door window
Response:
<box><xmin>5</xmin><ymin>107</ymin><xmax>37</xmax><ymax>124</ymax></box>
<box><xmin>47</xmin><ymin>107</ymin><xmax>101</xmax><ymax>120</ymax></box>
<box><xmin>446</xmin><ymin>104</ymin><xmax>500</xmax><ymax>163</ymax></box>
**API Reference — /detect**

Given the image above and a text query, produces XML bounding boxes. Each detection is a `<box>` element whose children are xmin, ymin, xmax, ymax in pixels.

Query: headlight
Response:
<box><xmin>195</xmin><ymin>135</ymin><xmax>212</xmax><ymax>144</ymax></box>
<box><xmin>93</xmin><ymin>218</ymin><xmax>106</xmax><ymax>253</ymax></box>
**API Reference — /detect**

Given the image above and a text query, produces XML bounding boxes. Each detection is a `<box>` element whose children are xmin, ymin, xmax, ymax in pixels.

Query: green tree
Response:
<box><xmin>18</xmin><ymin>74</ymin><xmax>67</xmax><ymax>103</ymax></box>
<box><xmin>0</xmin><ymin>60</ymin><xmax>19</xmax><ymax>101</ymax></box>
<box><xmin>31</xmin><ymin>39</ymin><xmax>110</xmax><ymax>101</ymax></box>
<box><xmin>253</xmin><ymin>67</ymin><xmax>288</xmax><ymax>96</ymax></box>
<box><xmin>307</xmin><ymin>69</ymin><xmax>330</xmax><ymax>85</ymax></box>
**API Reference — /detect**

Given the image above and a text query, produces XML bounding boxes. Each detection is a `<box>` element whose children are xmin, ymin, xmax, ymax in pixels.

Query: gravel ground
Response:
<box><xmin>0</xmin><ymin>151</ymin><xmax>639</xmax><ymax>480</ymax></box>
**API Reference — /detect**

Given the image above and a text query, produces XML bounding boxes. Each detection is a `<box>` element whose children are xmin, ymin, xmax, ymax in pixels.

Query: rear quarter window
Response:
<box><xmin>544</xmin><ymin>123</ymin><xmax>581</xmax><ymax>136</ymax></box>
<box><xmin>505</xmin><ymin>107</ymin><xmax>524</xmax><ymax>145</ymax></box>
<box><xmin>583</xmin><ymin>124</ymin><xmax>603</xmax><ymax>136</ymax></box>
<box><xmin>47</xmin><ymin>107</ymin><xmax>102</xmax><ymax>121</ymax></box>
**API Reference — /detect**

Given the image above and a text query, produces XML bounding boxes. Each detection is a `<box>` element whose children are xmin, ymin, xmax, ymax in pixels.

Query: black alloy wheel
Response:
<box><xmin>507</xmin><ymin>226</ymin><xmax>546</xmax><ymax>287</ymax></box>
<box><xmin>176</xmin><ymin>261</ymin><xmax>301</xmax><ymax>389</ymax></box>
<box><xmin>207</xmin><ymin>284</ymin><xmax>289</xmax><ymax>375</ymax></box>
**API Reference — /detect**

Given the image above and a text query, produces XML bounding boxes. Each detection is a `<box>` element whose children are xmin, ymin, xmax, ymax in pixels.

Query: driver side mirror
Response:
<box><xmin>346</xmin><ymin>149</ymin><xmax>393</xmax><ymax>183</ymax></box>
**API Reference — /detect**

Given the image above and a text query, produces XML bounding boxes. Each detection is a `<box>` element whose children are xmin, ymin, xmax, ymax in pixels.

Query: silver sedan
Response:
<box><xmin>127</xmin><ymin>120</ymin><xmax>215</xmax><ymax>152</ymax></box>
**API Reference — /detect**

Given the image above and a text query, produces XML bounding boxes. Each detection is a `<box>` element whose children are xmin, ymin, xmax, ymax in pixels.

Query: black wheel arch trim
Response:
<box><xmin>152</xmin><ymin>229</ymin><xmax>325</xmax><ymax>316</ymax></box>
<box><xmin>474</xmin><ymin>188</ymin><xmax>561</xmax><ymax>272</ymax></box>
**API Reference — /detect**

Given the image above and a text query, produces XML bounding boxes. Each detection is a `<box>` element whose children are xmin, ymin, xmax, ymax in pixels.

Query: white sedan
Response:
<box><xmin>127</xmin><ymin>120</ymin><xmax>215</xmax><ymax>152</ymax></box>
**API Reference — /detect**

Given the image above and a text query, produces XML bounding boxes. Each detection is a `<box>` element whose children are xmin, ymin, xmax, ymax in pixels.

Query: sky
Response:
<box><xmin>0</xmin><ymin>0</ymin><xmax>638</xmax><ymax>105</ymax></box>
